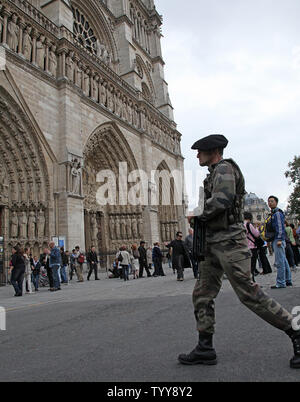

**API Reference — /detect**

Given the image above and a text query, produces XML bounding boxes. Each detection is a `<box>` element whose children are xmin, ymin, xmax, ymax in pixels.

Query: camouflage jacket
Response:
<box><xmin>202</xmin><ymin>158</ymin><xmax>246</xmax><ymax>244</ymax></box>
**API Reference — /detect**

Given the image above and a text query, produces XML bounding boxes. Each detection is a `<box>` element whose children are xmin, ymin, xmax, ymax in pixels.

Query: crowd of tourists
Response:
<box><xmin>7</xmin><ymin>196</ymin><xmax>300</xmax><ymax>296</ymax></box>
<box><xmin>7</xmin><ymin>231</ymin><xmax>196</xmax><ymax>296</ymax></box>
<box><xmin>244</xmin><ymin>196</ymin><xmax>300</xmax><ymax>289</ymax></box>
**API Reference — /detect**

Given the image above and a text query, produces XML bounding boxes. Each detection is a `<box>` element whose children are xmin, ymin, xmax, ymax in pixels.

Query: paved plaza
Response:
<box><xmin>0</xmin><ymin>257</ymin><xmax>299</xmax><ymax>382</ymax></box>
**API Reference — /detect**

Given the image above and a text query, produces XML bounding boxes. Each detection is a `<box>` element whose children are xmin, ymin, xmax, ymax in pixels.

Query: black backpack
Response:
<box><xmin>264</xmin><ymin>209</ymin><xmax>284</xmax><ymax>242</ymax></box>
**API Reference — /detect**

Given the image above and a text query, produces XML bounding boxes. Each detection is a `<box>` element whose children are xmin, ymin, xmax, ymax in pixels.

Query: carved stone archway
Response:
<box><xmin>0</xmin><ymin>86</ymin><xmax>51</xmax><ymax>281</ymax></box>
<box><xmin>83</xmin><ymin>122</ymin><xmax>143</xmax><ymax>256</ymax></box>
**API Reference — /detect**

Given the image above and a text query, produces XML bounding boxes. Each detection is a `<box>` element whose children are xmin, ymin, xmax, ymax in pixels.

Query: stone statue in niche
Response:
<box><xmin>37</xmin><ymin>209</ymin><xmax>45</xmax><ymax>239</ymax></box>
<box><xmin>121</xmin><ymin>96</ymin><xmax>128</xmax><ymax>121</ymax></box>
<box><xmin>100</xmin><ymin>80</ymin><xmax>107</xmax><ymax>107</ymax></box>
<box><xmin>96</xmin><ymin>40</ymin><xmax>111</xmax><ymax>65</ymax></box>
<box><xmin>36</xmin><ymin>35</ymin><xmax>46</xmax><ymax>70</ymax></box>
<box><xmin>92</xmin><ymin>76</ymin><xmax>99</xmax><ymax>102</ymax></box>
<box><xmin>138</xmin><ymin>217</ymin><xmax>143</xmax><ymax>238</ymax></box>
<box><xmin>75</xmin><ymin>62</ymin><xmax>82</xmax><ymax>88</ymax></box>
<box><xmin>83</xmin><ymin>69</ymin><xmax>90</xmax><ymax>97</ymax></box>
<box><xmin>48</xmin><ymin>45</ymin><xmax>57</xmax><ymax>76</ymax></box>
<box><xmin>66</xmin><ymin>51</ymin><xmax>74</xmax><ymax>81</ymax></box>
<box><xmin>131</xmin><ymin>216</ymin><xmax>138</xmax><ymax>239</ymax></box>
<box><xmin>107</xmin><ymin>85</ymin><xmax>115</xmax><ymax>112</ymax></box>
<box><xmin>115</xmin><ymin>91</ymin><xmax>122</xmax><ymax>117</ymax></box>
<box><xmin>22</xmin><ymin>26</ymin><xmax>32</xmax><ymax>61</ymax></box>
<box><xmin>19</xmin><ymin>211</ymin><xmax>28</xmax><ymax>238</ymax></box>
<box><xmin>90</xmin><ymin>213</ymin><xmax>98</xmax><ymax>244</ymax></box>
<box><xmin>10</xmin><ymin>211</ymin><xmax>19</xmax><ymax>238</ymax></box>
<box><xmin>126</xmin><ymin>216</ymin><xmax>132</xmax><ymax>239</ymax></box>
<box><xmin>110</xmin><ymin>217</ymin><xmax>116</xmax><ymax>240</ymax></box>
<box><xmin>115</xmin><ymin>216</ymin><xmax>121</xmax><ymax>240</ymax></box>
<box><xmin>133</xmin><ymin>105</ymin><xmax>139</xmax><ymax>128</ymax></box>
<box><xmin>0</xmin><ymin>169</ymin><xmax>9</xmax><ymax>202</ymax></box>
<box><xmin>70</xmin><ymin>159</ymin><xmax>82</xmax><ymax>195</ymax></box>
<box><xmin>28</xmin><ymin>211</ymin><xmax>36</xmax><ymax>239</ymax></box>
<box><xmin>7</xmin><ymin>14</ymin><xmax>19</xmax><ymax>52</ymax></box>
<box><xmin>120</xmin><ymin>215</ymin><xmax>126</xmax><ymax>240</ymax></box>
<box><xmin>127</xmin><ymin>100</ymin><xmax>133</xmax><ymax>125</ymax></box>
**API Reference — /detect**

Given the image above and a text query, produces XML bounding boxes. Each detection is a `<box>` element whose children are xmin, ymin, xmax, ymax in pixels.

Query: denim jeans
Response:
<box><xmin>60</xmin><ymin>265</ymin><xmax>68</xmax><ymax>283</ymax></box>
<box><xmin>273</xmin><ymin>240</ymin><xmax>292</xmax><ymax>287</ymax></box>
<box><xmin>121</xmin><ymin>265</ymin><xmax>129</xmax><ymax>281</ymax></box>
<box><xmin>51</xmin><ymin>265</ymin><xmax>60</xmax><ymax>289</ymax></box>
<box><xmin>32</xmin><ymin>275</ymin><xmax>39</xmax><ymax>290</ymax></box>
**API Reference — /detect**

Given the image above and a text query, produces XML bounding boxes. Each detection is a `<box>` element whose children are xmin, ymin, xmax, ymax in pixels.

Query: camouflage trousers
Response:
<box><xmin>193</xmin><ymin>237</ymin><xmax>293</xmax><ymax>334</ymax></box>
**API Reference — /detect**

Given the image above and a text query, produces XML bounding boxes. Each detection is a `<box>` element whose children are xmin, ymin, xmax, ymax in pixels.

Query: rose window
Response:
<box><xmin>72</xmin><ymin>7</ymin><xmax>97</xmax><ymax>55</ymax></box>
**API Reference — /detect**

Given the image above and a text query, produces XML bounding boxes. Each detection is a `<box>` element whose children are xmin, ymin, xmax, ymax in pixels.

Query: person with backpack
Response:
<box><xmin>74</xmin><ymin>246</ymin><xmax>85</xmax><ymax>283</ymax></box>
<box><xmin>69</xmin><ymin>249</ymin><xmax>77</xmax><ymax>281</ymax></box>
<box><xmin>267</xmin><ymin>196</ymin><xmax>292</xmax><ymax>289</ymax></box>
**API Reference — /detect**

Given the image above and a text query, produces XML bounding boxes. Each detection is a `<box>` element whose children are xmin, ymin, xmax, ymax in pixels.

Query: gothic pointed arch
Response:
<box><xmin>0</xmin><ymin>85</ymin><xmax>52</xmax><ymax>267</ymax></box>
<box><xmin>83</xmin><ymin>122</ymin><xmax>143</xmax><ymax>255</ymax></box>
<box><xmin>135</xmin><ymin>54</ymin><xmax>155</xmax><ymax>103</ymax></box>
<box><xmin>70</xmin><ymin>0</ymin><xmax>118</xmax><ymax>67</ymax></box>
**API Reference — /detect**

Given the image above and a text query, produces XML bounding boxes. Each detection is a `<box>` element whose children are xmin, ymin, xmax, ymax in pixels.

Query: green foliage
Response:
<box><xmin>285</xmin><ymin>156</ymin><xmax>300</xmax><ymax>219</ymax></box>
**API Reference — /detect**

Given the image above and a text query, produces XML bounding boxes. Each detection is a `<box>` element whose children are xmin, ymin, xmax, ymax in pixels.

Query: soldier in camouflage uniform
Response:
<box><xmin>178</xmin><ymin>134</ymin><xmax>300</xmax><ymax>368</ymax></box>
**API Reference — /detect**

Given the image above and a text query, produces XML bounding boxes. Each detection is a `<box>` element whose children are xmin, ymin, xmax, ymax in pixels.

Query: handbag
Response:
<box><xmin>246</xmin><ymin>223</ymin><xmax>265</xmax><ymax>249</ymax></box>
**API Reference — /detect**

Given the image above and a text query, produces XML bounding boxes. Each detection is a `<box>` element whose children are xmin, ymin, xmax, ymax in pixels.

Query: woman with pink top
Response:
<box><xmin>244</xmin><ymin>212</ymin><xmax>261</xmax><ymax>282</ymax></box>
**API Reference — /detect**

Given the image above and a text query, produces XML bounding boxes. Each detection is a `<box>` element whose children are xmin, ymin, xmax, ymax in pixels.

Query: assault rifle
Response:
<box><xmin>192</xmin><ymin>216</ymin><xmax>206</xmax><ymax>262</ymax></box>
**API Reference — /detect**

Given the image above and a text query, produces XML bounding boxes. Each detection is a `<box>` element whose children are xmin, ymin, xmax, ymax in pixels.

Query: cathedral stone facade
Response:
<box><xmin>0</xmin><ymin>0</ymin><xmax>187</xmax><ymax>280</ymax></box>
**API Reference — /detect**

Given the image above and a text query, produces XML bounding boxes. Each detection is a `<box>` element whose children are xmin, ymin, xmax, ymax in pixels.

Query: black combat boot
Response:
<box><xmin>178</xmin><ymin>332</ymin><xmax>217</xmax><ymax>365</ymax></box>
<box><xmin>286</xmin><ymin>328</ymin><xmax>300</xmax><ymax>369</ymax></box>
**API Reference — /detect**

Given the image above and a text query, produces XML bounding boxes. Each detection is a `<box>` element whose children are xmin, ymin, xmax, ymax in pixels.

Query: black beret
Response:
<box><xmin>191</xmin><ymin>134</ymin><xmax>228</xmax><ymax>151</ymax></box>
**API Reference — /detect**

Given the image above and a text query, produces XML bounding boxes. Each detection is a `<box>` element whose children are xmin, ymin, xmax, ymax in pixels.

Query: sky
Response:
<box><xmin>155</xmin><ymin>0</ymin><xmax>300</xmax><ymax>211</ymax></box>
